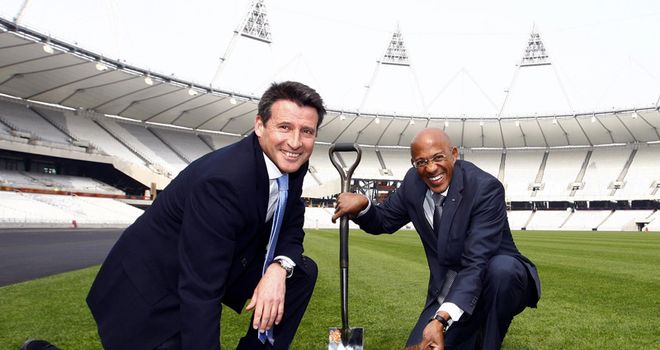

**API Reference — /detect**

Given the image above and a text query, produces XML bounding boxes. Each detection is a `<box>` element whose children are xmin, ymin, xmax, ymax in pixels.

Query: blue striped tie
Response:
<box><xmin>258</xmin><ymin>173</ymin><xmax>288</xmax><ymax>345</ymax></box>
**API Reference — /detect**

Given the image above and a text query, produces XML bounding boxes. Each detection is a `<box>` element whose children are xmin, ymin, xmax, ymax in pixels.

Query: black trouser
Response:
<box><xmin>406</xmin><ymin>255</ymin><xmax>534</xmax><ymax>350</ymax></box>
<box><xmin>153</xmin><ymin>256</ymin><xmax>317</xmax><ymax>350</ymax></box>
<box><xmin>235</xmin><ymin>255</ymin><xmax>318</xmax><ymax>350</ymax></box>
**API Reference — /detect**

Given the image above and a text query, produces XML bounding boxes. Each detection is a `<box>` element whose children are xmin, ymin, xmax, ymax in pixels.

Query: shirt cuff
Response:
<box><xmin>437</xmin><ymin>302</ymin><xmax>464</xmax><ymax>329</ymax></box>
<box><xmin>356</xmin><ymin>199</ymin><xmax>372</xmax><ymax>218</ymax></box>
<box><xmin>273</xmin><ymin>256</ymin><xmax>295</xmax><ymax>278</ymax></box>
<box><xmin>273</xmin><ymin>256</ymin><xmax>296</xmax><ymax>267</ymax></box>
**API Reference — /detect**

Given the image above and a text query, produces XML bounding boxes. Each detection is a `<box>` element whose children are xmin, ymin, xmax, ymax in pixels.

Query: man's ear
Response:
<box><xmin>255</xmin><ymin>115</ymin><xmax>264</xmax><ymax>137</ymax></box>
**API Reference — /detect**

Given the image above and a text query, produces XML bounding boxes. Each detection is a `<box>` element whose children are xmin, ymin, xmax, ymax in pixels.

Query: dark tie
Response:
<box><xmin>258</xmin><ymin>174</ymin><xmax>289</xmax><ymax>345</ymax></box>
<box><xmin>432</xmin><ymin>193</ymin><xmax>445</xmax><ymax>236</ymax></box>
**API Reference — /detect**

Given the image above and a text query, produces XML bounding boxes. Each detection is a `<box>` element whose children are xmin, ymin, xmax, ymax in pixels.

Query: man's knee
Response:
<box><xmin>485</xmin><ymin>255</ymin><xmax>526</xmax><ymax>289</ymax></box>
<box><xmin>297</xmin><ymin>255</ymin><xmax>318</xmax><ymax>287</ymax></box>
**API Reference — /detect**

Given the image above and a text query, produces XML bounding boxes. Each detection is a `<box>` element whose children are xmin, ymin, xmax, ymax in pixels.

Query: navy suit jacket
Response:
<box><xmin>355</xmin><ymin>160</ymin><xmax>540</xmax><ymax>316</ymax></box>
<box><xmin>87</xmin><ymin>133</ymin><xmax>308</xmax><ymax>349</ymax></box>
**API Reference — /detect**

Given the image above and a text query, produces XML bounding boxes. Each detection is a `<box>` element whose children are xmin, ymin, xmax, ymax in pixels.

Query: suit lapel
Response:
<box><xmin>409</xmin><ymin>175</ymin><xmax>434</xmax><ymax>238</ymax></box>
<box><xmin>437</xmin><ymin>161</ymin><xmax>464</xmax><ymax>254</ymax></box>
<box><xmin>251</xmin><ymin>134</ymin><xmax>269</xmax><ymax>226</ymax></box>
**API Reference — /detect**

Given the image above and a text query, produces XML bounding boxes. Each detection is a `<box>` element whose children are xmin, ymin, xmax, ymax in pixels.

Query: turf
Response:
<box><xmin>1</xmin><ymin>230</ymin><xmax>658</xmax><ymax>349</ymax></box>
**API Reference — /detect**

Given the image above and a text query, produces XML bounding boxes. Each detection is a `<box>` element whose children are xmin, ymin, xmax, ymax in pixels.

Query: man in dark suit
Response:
<box><xmin>87</xmin><ymin>81</ymin><xmax>325</xmax><ymax>350</ymax></box>
<box><xmin>333</xmin><ymin>128</ymin><xmax>541</xmax><ymax>350</ymax></box>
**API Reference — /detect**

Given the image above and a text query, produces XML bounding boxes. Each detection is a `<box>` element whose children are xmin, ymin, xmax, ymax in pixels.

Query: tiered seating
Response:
<box><xmin>205</xmin><ymin>133</ymin><xmax>242</xmax><ymax>150</ymax></box>
<box><xmin>32</xmin><ymin>106</ymin><xmax>70</xmax><ymax>134</ymax></box>
<box><xmin>0</xmin><ymin>100</ymin><xmax>70</xmax><ymax>145</ymax></box>
<box><xmin>0</xmin><ymin>170</ymin><xmax>37</xmax><ymax>188</ymax></box>
<box><xmin>120</xmin><ymin>123</ymin><xmax>188</xmax><ymax>176</ymax></box>
<box><xmin>561</xmin><ymin>210</ymin><xmax>611</xmax><ymax>231</ymax></box>
<box><xmin>501</xmin><ymin>150</ymin><xmax>544</xmax><ymax>200</ymax></box>
<box><xmin>463</xmin><ymin>151</ymin><xmax>501</xmax><ymax>179</ymax></box>
<box><xmin>525</xmin><ymin>210</ymin><xmax>571</xmax><ymax>230</ymax></box>
<box><xmin>0</xmin><ymin>191</ymin><xmax>143</xmax><ymax>228</ymax></box>
<box><xmin>538</xmin><ymin>149</ymin><xmax>587</xmax><ymax>200</ymax></box>
<box><xmin>506</xmin><ymin>210</ymin><xmax>532</xmax><ymax>230</ymax></box>
<box><xmin>598</xmin><ymin>210</ymin><xmax>654</xmax><ymax>231</ymax></box>
<box><xmin>33</xmin><ymin>194</ymin><xmax>143</xmax><ymax>226</ymax></box>
<box><xmin>303</xmin><ymin>207</ymin><xmax>378</xmax><ymax>230</ymax></box>
<box><xmin>576</xmin><ymin>147</ymin><xmax>630</xmax><ymax>200</ymax></box>
<box><xmin>63</xmin><ymin>113</ymin><xmax>146</xmax><ymax>165</ymax></box>
<box><xmin>352</xmin><ymin>148</ymin><xmax>386</xmax><ymax>180</ymax></box>
<box><xmin>379</xmin><ymin>148</ymin><xmax>413</xmax><ymax>178</ymax></box>
<box><xmin>617</xmin><ymin>145</ymin><xmax>660</xmax><ymax>198</ymax></box>
<box><xmin>0</xmin><ymin>191</ymin><xmax>73</xmax><ymax>227</ymax></box>
<box><xmin>150</xmin><ymin>128</ymin><xmax>213</xmax><ymax>163</ymax></box>
<box><xmin>307</xmin><ymin>144</ymin><xmax>340</xmax><ymax>186</ymax></box>
<box><xmin>646</xmin><ymin>211</ymin><xmax>660</xmax><ymax>231</ymax></box>
<box><xmin>0</xmin><ymin>170</ymin><xmax>123</xmax><ymax>195</ymax></box>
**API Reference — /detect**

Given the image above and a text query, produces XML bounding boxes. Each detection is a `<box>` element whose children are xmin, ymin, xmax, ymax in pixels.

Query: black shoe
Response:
<box><xmin>19</xmin><ymin>339</ymin><xmax>60</xmax><ymax>350</ymax></box>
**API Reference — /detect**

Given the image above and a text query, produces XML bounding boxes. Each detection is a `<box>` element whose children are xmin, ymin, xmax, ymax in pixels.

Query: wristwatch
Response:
<box><xmin>274</xmin><ymin>258</ymin><xmax>294</xmax><ymax>278</ymax></box>
<box><xmin>430</xmin><ymin>313</ymin><xmax>450</xmax><ymax>333</ymax></box>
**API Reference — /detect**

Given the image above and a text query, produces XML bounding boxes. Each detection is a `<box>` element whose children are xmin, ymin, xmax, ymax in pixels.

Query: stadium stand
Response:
<box><xmin>462</xmin><ymin>150</ymin><xmax>502</xmax><ymax>180</ymax></box>
<box><xmin>0</xmin><ymin>17</ymin><xmax>657</xmax><ymax>231</ymax></box>
<box><xmin>501</xmin><ymin>150</ymin><xmax>544</xmax><ymax>201</ymax></box>
<box><xmin>506</xmin><ymin>210</ymin><xmax>533</xmax><ymax>230</ymax></box>
<box><xmin>62</xmin><ymin>112</ymin><xmax>146</xmax><ymax>166</ymax></box>
<box><xmin>0</xmin><ymin>100</ymin><xmax>70</xmax><ymax>146</ymax></box>
<box><xmin>149</xmin><ymin>127</ymin><xmax>214</xmax><ymax>163</ymax></box>
<box><xmin>575</xmin><ymin>147</ymin><xmax>631</xmax><ymax>200</ymax></box>
<box><xmin>615</xmin><ymin>144</ymin><xmax>660</xmax><ymax>199</ymax></box>
<box><xmin>0</xmin><ymin>191</ymin><xmax>142</xmax><ymax>228</ymax></box>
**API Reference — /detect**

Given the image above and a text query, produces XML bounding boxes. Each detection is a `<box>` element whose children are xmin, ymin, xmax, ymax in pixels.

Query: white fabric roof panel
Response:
<box><xmin>1</xmin><ymin>18</ymin><xmax>659</xmax><ymax>150</ymax></box>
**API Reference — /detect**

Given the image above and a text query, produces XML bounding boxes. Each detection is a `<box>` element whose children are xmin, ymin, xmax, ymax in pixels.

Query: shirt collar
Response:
<box><xmin>263</xmin><ymin>153</ymin><xmax>283</xmax><ymax>180</ymax></box>
<box><xmin>426</xmin><ymin>186</ymin><xmax>449</xmax><ymax>198</ymax></box>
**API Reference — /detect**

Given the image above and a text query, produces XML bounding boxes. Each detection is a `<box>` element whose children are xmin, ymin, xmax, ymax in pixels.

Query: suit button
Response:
<box><xmin>241</xmin><ymin>257</ymin><xmax>248</xmax><ymax>267</ymax></box>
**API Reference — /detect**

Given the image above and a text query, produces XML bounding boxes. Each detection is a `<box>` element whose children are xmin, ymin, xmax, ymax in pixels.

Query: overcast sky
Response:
<box><xmin>2</xmin><ymin>0</ymin><xmax>660</xmax><ymax>117</ymax></box>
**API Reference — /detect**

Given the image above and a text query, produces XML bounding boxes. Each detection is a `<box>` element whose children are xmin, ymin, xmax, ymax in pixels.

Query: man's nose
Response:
<box><xmin>288</xmin><ymin>130</ymin><xmax>302</xmax><ymax>148</ymax></box>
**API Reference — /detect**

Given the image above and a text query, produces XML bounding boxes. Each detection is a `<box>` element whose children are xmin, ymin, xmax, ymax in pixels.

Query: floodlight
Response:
<box><xmin>144</xmin><ymin>75</ymin><xmax>153</xmax><ymax>85</ymax></box>
<box><xmin>95</xmin><ymin>61</ymin><xmax>108</xmax><ymax>71</ymax></box>
<box><xmin>42</xmin><ymin>43</ymin><xmax>54</xmax><ymax>54</ymax></box>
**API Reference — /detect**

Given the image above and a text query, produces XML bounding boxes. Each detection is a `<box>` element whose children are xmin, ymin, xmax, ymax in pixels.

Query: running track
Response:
<box><xmin>0</xmin><ymin>228</ymin><xmax>123</xmax><ymax>286</ymax></box>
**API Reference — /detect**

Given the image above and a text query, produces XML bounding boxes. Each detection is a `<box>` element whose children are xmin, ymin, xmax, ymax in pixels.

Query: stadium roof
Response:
<box><xmin>1</xmin><ymin>12</ymin><xmax>660</xmax><ymax>149</ymax></box>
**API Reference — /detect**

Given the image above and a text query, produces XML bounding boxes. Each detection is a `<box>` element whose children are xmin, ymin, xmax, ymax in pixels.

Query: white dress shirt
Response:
<box><xmin>263</xmin><ymin>154</ymin><xmax>296</xmax><ymax>272</ymax></box>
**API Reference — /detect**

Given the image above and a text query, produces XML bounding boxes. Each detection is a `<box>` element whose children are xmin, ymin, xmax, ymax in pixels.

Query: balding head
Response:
<box><xmin>410</xmin><ymin>128</ymin><xmax>453</xmax><ymax>151</ymax></box>
<box><xmin>410</xmin><ymin>128</ymin><xmax>458</xmax><ymax>193</ymax></box>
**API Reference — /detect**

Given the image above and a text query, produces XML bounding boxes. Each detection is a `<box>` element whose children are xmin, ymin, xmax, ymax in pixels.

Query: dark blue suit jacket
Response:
<box><xmin>355</xmin><ymin>160</ymin><xmax>540</xmax><ymax>316</ymax></box>
<box><xmin>87</xmin><ymin>133</ymin><xmax>308</xmax><ymax>349</ymax></box>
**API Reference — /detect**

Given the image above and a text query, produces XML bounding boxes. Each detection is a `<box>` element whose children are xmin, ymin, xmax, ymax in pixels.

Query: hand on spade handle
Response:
<box><xmin>332</xmin><ymin>193</ymin><xmax>369</xmax><ymax>223</ymax></box>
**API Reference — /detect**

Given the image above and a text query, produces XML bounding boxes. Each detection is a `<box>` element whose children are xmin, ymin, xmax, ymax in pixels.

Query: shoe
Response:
<box><xmin>19</xmin><ymin>339</ymin><xmax>59</xmax><ymax>350</ymax></box>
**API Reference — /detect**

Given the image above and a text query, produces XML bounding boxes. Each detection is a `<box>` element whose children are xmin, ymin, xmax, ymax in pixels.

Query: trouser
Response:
<box><xmin>153</xmin><ymin>256</ymin><xmax>318</xmax><ymax>350</ymax></box>
<box><xmin>235</xmin><ymin>255</ymin><xmax>318</xmax><ymax>350</ymax></box>
<box><xmin>405</xmin><ymin>255</ymin><xmax>534</xmax><ymax>350</ymax></box>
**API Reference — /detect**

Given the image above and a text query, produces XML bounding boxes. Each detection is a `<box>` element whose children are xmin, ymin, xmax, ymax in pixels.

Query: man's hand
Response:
<box><xmin>331</xmin><ymin>192</ymin><xmax>369</xmax><ymax>223</ymax></box>
<box><xmin>245</xmin><ymin>262</ymin><xmax>287</xmax><ymax>333</ymax></box>
<box><xmin>419</xmin><ymin>319</ymin><xmax>445</xmax><ymax>350</ymax></box>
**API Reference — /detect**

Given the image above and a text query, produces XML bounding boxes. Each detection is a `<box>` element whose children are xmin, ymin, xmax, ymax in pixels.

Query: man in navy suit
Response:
<box><xmin>333</xmin><ymin>128</ymin><xmax>541</xmax><ymax>350</ymax></box>
<box><xmin>87</xmin><ymin>81</ymin><xmax>325</xmax><ymax>349</ymax></box>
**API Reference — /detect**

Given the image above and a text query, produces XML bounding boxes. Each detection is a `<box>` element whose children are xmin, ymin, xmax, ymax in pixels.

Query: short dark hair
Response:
<box><xmin>258</xmin><ymin>81</ymin><xmax>326</xmax><ymax>128</ymax></box>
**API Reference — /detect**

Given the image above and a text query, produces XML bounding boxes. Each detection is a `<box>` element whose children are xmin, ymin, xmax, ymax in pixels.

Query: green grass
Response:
<box><xmin>1</xmin><ymin>230</ymin><xmax>659</xmax><ymax>349</ymax></box>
